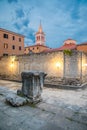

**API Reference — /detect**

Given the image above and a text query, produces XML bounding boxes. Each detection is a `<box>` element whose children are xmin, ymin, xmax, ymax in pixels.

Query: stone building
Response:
<box><xmin>24</xmin><ymin>23</ymin><xmax>50</xmax><ymax>54</ymax></box>
<box><xmin>77</xmin><ymin>42</ymin><xmax>87</xmax><ymax>53</ymax></box>
<box><xmin>0</xmin><ymin>49</ymin><xmax>87</xmax><ymax>87</ymax></box>
<box><xmin>43</xmin><ymin>39</ymin><xmax>77</xmax><ymax>53</ymax></box>
<box><xmin>0</xmin><ymin>28</ymin><xmax>24</xmax><ymax>56</ymax></box>
<box><xmin>0</xmin><ymin>26</ymin><xmax>87</xmax><ymax>87</ymax></box>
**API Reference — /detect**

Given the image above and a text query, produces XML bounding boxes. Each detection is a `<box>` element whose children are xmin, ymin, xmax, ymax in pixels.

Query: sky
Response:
<box><xmin>0</xmin><ymin>0</ymin><xmax>87</xmax><ymax>48</ymax></box>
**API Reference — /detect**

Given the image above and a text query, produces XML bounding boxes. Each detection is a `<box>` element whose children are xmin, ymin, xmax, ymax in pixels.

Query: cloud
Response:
<box><xmin>1</xmin><ymin>0</ymin><xmax>87</xmax><ymax>48</ymax></box>
<box><xmin>15</xmin><ymin>8</ymin><xmax>24</xmax><ymax>18</ymax></box>
<box><xmin>14</xmin><ymin>22</ymin><xmax>21</xmax><ymax>30</ymax></box>
<box><xmin>13</xmin><ymin>8</ymin><xmax>28</xmax><ymax>29</ymax></box>
<box><xmin>12</xmin><ymin>0</ymin><xmax>87</xmax><ymax>47</ymax></box>
<box><xmin>13</xmin><ymin>7</ymin><xmax>35</xmax><ymax>46</ymax></box>
<box><xmin>22</xmin><ymin>18</ymin><xmax>29</xmax><ymax>27</ymax></box>
<box><xmin>21</xmin><ymin>27</ymin><xmax>35</xmax><ymax>45</ymax></box>
<box><xmin>24</xmin><ymin>37</ymin><xmax>35</xmax><ymax>47</ymax></box>
<box><xmin>13</xmin><ymin>18</ymin><xmax>30</xmax><ymax>30</ymax></box>
<box><xmin>8</xmin><ymin>0</ymin><xmax>18</xmax><ymax>4</ymax></box>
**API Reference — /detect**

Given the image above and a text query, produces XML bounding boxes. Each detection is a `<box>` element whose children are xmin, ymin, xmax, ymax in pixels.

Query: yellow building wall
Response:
<box><xmin>24</xmin><ymin>45</ymin><xmax>49</xmax><ymax>54</ymax></box>
<box><xmin>77</xmin><ymin>45</ymin><xmax>87</xmax><ymax>53</ymax></box>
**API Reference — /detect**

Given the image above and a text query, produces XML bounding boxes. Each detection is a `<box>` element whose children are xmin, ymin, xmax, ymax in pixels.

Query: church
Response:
<box><xmin>24</xmin><ymin>23</ymin><xmax>87</xmax><ymax>54</ymax></box>
<box><xmin>0</xmin><ymin>23</ymin><xmax>87</xmax><ymax>87</ymax></box>
<box><xmin>24</xmin><ymin>23</ymin><xmax>50</xmax><ymax>54</ymax></box>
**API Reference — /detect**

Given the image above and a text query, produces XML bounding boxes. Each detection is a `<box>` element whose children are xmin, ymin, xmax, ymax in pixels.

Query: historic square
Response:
<box><xmin>0</xmin><ymin>80</ymin><xmax>87</xmax><ymax>130</ymax></box>
<box><xmin>0</xmin><ymin>0</ymin><xmax>87</xmax><ymax>130</ymax></box>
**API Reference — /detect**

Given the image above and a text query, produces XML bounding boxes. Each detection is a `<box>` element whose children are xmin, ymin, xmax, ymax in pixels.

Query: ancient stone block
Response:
<box><xmin>17</xmin><ymin>71</ymin><xmax>47</xmax><ymax>102</ymax></box>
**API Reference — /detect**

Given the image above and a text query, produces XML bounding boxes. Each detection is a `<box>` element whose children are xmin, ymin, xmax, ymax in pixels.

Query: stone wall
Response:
<box><xmin>63</xmin><ymin>51</ymin><xmax>82</xmax><ymax>85</ymax></box>
<box><xmin>82</xmin><ymin>52</ymin><xmax>87</xmax><ymax>83</ymax></box>
<box><xmin>18</xmin><ymin>51</ymin><xmax>64</xmax><ymax>85</ymax></box>
<box><xmin>0</xmin><ymin>50</ymin><xmax>87</xmax><ymax>86</ymax></box>
<box><xmin>0</xmin><ymin>56</ymin><xmax>19</xmax><ymax>80</ymax></box>
<box><xmin>0</xmin><ymin>51</ymin><xmax>64</xmax><ymax>83</ymax></box>
<box><xmin>64</xmin><ymin>51</ymin><xmax>81</xmax><ymax>78</ymax></box>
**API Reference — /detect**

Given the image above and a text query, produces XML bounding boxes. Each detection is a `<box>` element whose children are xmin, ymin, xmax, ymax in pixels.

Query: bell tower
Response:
<box><xmin>35</xmin><ymin>22</ymin><xmax>45</xmax><ymax>45</ymax></box>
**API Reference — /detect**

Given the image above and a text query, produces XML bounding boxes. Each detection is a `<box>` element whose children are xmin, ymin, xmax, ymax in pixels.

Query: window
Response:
<box><xmin>37</xmin><ymin>47</ymin><xmax>39</xmax><ymax>49</ymax></box>
<box><xmin>39</xmin><ymin>36</ymin><xmax>40</xmax><ymax>40</ymax></box>
<box><xmin>42</xmin><ymin>36</ymin><xmax>44</xmax><ymax>40</ymax></box>
<box><xmin>37</xmin><ymin>37</ymin><xmax>38</xmax><ymax>40</ymax></box>
<box><xmin>19</xmin><ymin>46</ymin><xmax>21</xmax><ymax>50</ymax></box>
<box><xmin>19</xmin><ymin>38</ymin><xmax>21</xmax><ymax>42</ymax></box>
<box><xmin>4</xmin><ymin>43</ymin><xmax>8</xmax><ymax>49</ymax></box>
<box><xmin>3</xmin><ymin>34</ymin><xmax>8</xmax><ymax>39</ymax></box>
<box><xmin>12</xmin><ymin>36</ymin><xmax>15</xmax><ymax>40</ymax></box>
<box><xmin>33</xmin><ymin>48</ymin><xmax>34</xmax><ymax>50</ymax></box>
<box><xmin>37</xmin><ymin>36</ymin><xmax>40</xmax><ymax>40</ymax></box>
<box><xmin>3</xmin><ymin>53</ymin><xmax>8</xmax><ymax>56</ymax></box>
<box><xmin>12</xmin><ymin>45</ymin><xmax>15</xmax><ymax>50</ymax></box>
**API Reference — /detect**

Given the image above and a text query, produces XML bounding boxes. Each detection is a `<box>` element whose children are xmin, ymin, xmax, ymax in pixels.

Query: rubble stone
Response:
<box><xmin>6</xmin><ymin>93</ymin><xmax>27</xmax><ymax>107</ymax></box>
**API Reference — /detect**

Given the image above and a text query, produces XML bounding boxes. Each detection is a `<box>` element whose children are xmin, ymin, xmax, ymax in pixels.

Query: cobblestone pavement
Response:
<box><xmin>0</xmin><ymin>80</ymin><xmax>87</xmax><ymax>130</ymax></box>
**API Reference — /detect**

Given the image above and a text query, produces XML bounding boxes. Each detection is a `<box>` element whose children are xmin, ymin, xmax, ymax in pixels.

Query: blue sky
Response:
<box><xmin>0</xmin><ymin>0</ymin><xmax>87</xmax><ymax>48</ymax></box>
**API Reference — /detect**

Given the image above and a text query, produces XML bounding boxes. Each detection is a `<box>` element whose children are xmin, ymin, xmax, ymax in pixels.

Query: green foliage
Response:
<box><xmin>66</xmin><ymin>117</ymin><xmax>73</xmax><ymax>121</ymax></box>
<box><xmin>63</xmin><ymin>49</ymin><xmax>72</xmax><ymax>56</ymax></box>
<box><xmin>27</xmin><ymin>102</ymin><xmax>36</xmax><ymax>108</ymax></box>
<box><xmin>17</xmin><ymin>92</ymin><xmax>24</xmax><ymax>97</ymax></box>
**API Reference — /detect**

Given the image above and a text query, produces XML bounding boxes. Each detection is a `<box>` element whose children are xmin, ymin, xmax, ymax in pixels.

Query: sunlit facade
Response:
<box><xmin>0</xmin><ymin>28</ymin><xmax>25</xmax><ymax>56</ymax></box>
<box><xmin>24</xmin><ymin>23</ymin><xmax>50</xmax><ymax>54</ymax></box>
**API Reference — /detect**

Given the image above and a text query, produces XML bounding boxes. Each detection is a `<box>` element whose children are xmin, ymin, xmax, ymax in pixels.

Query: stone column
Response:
<box><xmin>17</xmin><ymin>71</ymin><xmax>46</xmax><ymax>102</ymax></box>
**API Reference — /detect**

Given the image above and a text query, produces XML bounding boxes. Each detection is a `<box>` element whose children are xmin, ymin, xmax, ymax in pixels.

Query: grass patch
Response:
<box><xmin>74</xmin><ymin>111</ymin><xmax>80</xmax><ymax>114</ymax></box>
<box><xmin>26</xmin><ymin>102</ymin><xmax>36</xmax><ymax>108</ymax></box>
<box><xmin>63</xmin><ymin>49</ymin><xmax>72</xmax><ymax>56</ymax></box>
<box><xmin>17</xmin><ymin>93</ymin><xmax>24</xmax><ymax>97</ymax></box>
<box><xmin>66</xmin><ymin>117</ymin><xmax>73</xmax><ymax>121</ymax></box>
<box><xmin>17</xmin><ymin>90</ymin><xmax>24</xmax><ymax>97</ymax></box>
<box><xmin>42</xmin><ymin>109</ymin><xmax>45</xmax><ymax>111</ymax></box>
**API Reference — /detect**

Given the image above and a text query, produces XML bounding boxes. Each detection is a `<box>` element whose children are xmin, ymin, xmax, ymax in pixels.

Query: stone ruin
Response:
<box><xmin>6</xmin><ymin>71</ymin><xmax>47</xmax><ymax>106</ymax></box>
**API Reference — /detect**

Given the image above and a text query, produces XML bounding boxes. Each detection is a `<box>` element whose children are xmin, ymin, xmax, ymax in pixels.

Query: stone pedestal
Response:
<box><xmin>17</xmin><ymin>71</ymin><xmax>46</xmax><ymax>102</ymax></box>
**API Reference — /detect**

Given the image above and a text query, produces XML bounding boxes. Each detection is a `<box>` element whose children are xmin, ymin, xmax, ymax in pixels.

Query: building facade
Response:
<box><xmin>43</xmin><ymin>39</ymin><xmax>77</xmax><ymax>53</ymax></box>
<box><xmin>77</xmin><ymin>42</ymin><xmax>87</xmax><ymax>53</ymax></box>
<box><xmin>24</xmin><ymin>23</ymin><xmax>50</xmax><ymax>54</ymax></box>
<box><xmin>0</xmin><ymin>50</ymin><xmax>87</xmax><ymax>87</ymax></box>
<box><xmin>0</xmin><ymin>28</ymin><xmax>24</xmax><ymax>56</ymax></box>
<box><xmin>25</xmin><ymin>44</ymin><xmax>49</xmax><ymax>54</ymax></box>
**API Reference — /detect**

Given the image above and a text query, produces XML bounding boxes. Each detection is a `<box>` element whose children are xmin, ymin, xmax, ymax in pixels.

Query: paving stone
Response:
<box><xmin>0</xmin><ymin>80</ymin><xmax>87</xmax><ymax>130</ymax></box>
<box><xmin>38</xmin><ymin>122</ymin><xmax>64</xmax><ymax>130</ymax></box>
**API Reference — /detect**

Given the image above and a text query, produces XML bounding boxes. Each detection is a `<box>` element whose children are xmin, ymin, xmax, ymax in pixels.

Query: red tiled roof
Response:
<box><xmin>25</xmin><ymin>44</ymin><xmax>49</xmax><ymax>48</ymax></box>
<box><xmin>42</xmin><ymin>44</ymin><xmax>77</xmax><ymax>53</ymax></box>
<box><xmin>64</xmin><ymin>38</ymin><xmax>76</xmax><ymax>42</ymax></box>
<box><xmin>77</xmin><ymin>42</ymin><xmax>87</xmax><ymax>46</ymax></box>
